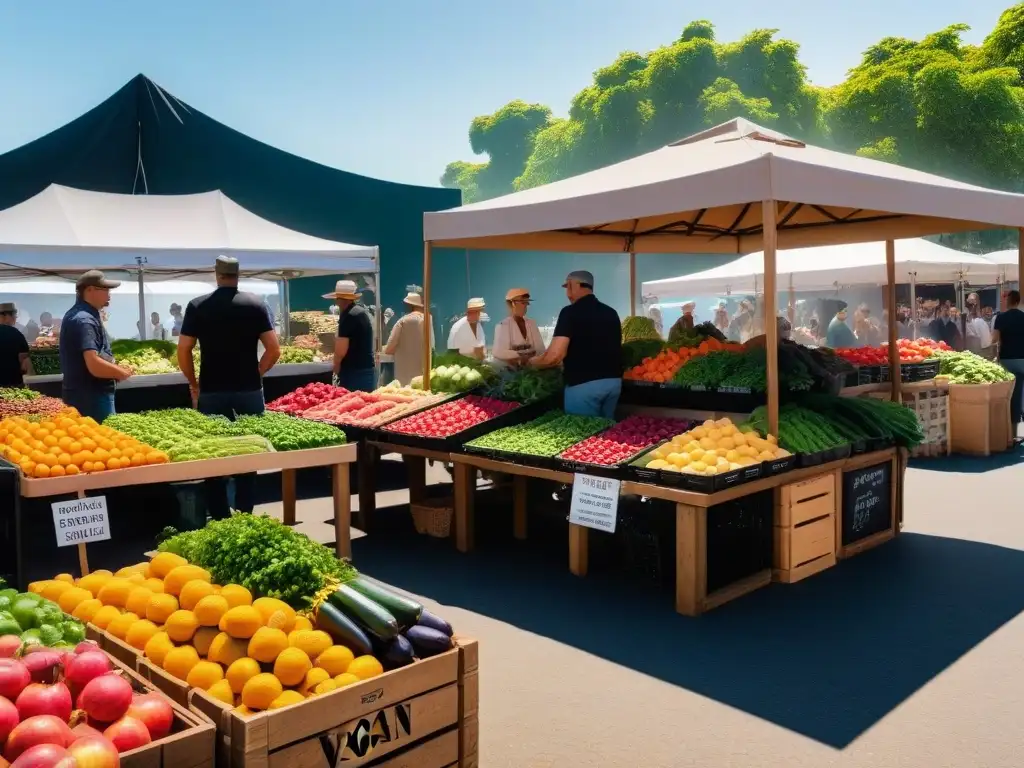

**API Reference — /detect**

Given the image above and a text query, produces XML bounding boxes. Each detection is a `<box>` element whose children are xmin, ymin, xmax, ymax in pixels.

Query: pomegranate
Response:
<box><xmin>0</xmin><ymin>694</ymin><xmax>19</xmax><ymax>743</ymax></box>
<box><xmin>0</xmin><ymin>635</ymin><xmax>22</xmax><ymax>658</ymax></box>
<box><xmin>4</xmin><ymin>715</ymin><xmax>75</xmax><ymax>762</ymax></box>
<box><xmin>65</xmin><ymin>735</ymin><xmax>121</xmax><ymax>768</ymax></box>
<box><xmin>65</xmin><ymin>653</ymin><xmax>113</xmax><ymax>696</ymax></box>
<box><xmin>126</xmin><ymin>693</ymin><xmax>173</xmax><ymax>741</ymax></box>
<box><xmin>104</xmin><ymin>716</ymin><xmax>151</xmax><ymax>753</ymax></box>
<box><xmin>0</xmin><ymin>659</ymin><xmax>31</xmax><ymax>701</ymax></box>
<box><xmin>73</xmin><ymin>642</ymin><xmax>99</xmax><ymax>656</ymax></box>
<box><xmin>16</xmin><ymin>683</ymin><xmax>72</xmax><ymax>722</ymax></box>
<box><xmin>21</xmin><ymin>653</ymin><xmax>62</xmax><ymax>685</ymax></box>
<box><xmin>9</xmin><ymin>743</ymin><xmax>76</xmax><ymax>768</ymax></box>
<box><xmin>77</xmin><ymin>675</ymin><xmax>132</xmax><ymax>724</ymax></box>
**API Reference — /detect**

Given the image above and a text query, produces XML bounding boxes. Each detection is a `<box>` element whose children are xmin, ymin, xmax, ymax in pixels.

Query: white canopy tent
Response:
<box><xmin>979</xmin><ymin>249</ymin><xmax>1021</xmax><ymax>283</ymax></box>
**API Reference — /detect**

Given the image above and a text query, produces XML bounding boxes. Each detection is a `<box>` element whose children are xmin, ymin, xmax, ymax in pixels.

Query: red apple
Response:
<box><xmin>65</xmin><ymin>735</ymin><xmax>120</xmax><ymax>768</ymax></box>
<box><xmin>0</xmin><ymin>659</ymin><xmax>31</xmax><ymax>701</ymax></box>
<box><xmin>9</xmin><ymin>743</ymin><xmax>76</xmax><ymax>768</ymax></box>
<box><xmin>0</xmin><ymin>694</ymin><xmax>19</xmax><ymax>743</ymax></box>
<box><xmin>77</xmin><ymin>675</ymin><xmax>132</xmax><ymax>724</ymax></box>
<box><xmin>4</xmin><ymin>716</ymin><xmax>75</xmax><ymax>762</ymax></box>
<box><xmin>126</xmin><ymin>693</ymin><xmax>173</xmax><ymax>741</ymax></box>
<box><xmin>103</xmin><ymin>716</ymin><xmax>151</xmax><ymax>753</ymax></box>
<box><xmin>16</xmin><ymin>683</ymin><xmax>72</xmax><ymax>722</ymax></box>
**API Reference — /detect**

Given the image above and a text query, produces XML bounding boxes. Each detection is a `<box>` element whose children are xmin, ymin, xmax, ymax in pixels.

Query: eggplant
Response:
<box><xmin>405</xmin><ymin>625</ymin><xmax>452</xmax><ymax>657</ymax></box>
<box><xmin>416</xmin><ymin>609</ymin><xmax>453</xmax><ymax>638</ymax></box>
<box><xmin>347</xmin><ymin>577</ymin><xmax>423</xmax><ymax>629</ymax></box>
<box><xmin>315</xmin><ymin>601</ymin><xmax>373</xmax><ymax>656</ymax></box>
<box><xmin>328</xmin><ymin>585</ymin><xmax>400</xmax><ymax>641</ymax></box>
<box><xmin>381</xmin><ymin>635</ymin><xmax>415</xmax><ymax>670</ymax></box>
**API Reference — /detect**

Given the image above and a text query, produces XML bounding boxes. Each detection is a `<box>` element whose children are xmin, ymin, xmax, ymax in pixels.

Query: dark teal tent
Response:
<box><xmin>0</xmin><ymin>74</ymin><xmax>461</xmax><ymax>312</ymax></box>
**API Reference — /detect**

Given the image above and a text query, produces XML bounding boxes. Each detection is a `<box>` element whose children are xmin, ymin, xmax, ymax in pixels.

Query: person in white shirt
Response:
<box><xmin>447</xmin><ymin>298</ymin><xmax>487</xmax><ymax>360</ymax></box>
<box><xmin>492</xmin><ymin>288</ymin><xmax>546</xmax><ymax>367</ymax></box>
<box><xmin>150</xmin><ymin>312</ymin><xmax>167</xmax><ymax>341</ymax></box>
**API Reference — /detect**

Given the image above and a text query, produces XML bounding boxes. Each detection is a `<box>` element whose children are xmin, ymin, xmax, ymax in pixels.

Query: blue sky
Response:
<box><xmin>0</xmin><ymin>0</ymin><xmax>1013</xmax><ymax>188</ymax></box>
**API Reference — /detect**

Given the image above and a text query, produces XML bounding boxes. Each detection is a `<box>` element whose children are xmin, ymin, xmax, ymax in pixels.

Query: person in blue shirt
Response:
<box><xmin>826</xmin><ymin>305</ymin><xmax>857</xmax><ymax>349</ymax></box>
<box><xmin>59</xmin><ymin>270</ymin><xmax>132</xmax><ymax>421</ymax></box>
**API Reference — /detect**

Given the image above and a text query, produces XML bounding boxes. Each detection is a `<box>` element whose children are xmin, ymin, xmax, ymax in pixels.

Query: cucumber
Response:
<box><xmin>347</xmin><ymin>577</ymin><xmax>423</xmax><ymax>629</ymax></box>
<box><xmin>327</xmin><ymin>585</ymin><xmax>400</xmax><ymax>641</ymax></box>
<box><xmin>405</xmin><ymin>625</ymin><xmax>452</xmax><ymax>657</ymax></box>
<box><xmin>315</xmin><ymin>601</ymin><xmax>373</xmax><ymax>656</ymax></box>
<box><xmin>416</xmin><ymin>609</ymin><xmax>453</xmax><ymax>638</ymax></box>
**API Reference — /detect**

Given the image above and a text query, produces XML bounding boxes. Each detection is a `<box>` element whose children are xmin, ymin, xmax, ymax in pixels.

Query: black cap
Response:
<box><xmin>76</xmin><ymin>270</ymin><xmax>120</xmax><ymax>290</ymax></box>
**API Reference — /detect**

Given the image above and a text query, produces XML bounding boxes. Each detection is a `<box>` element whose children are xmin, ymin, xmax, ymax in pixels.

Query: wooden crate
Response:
<box><xmin>901</xmin><ymin>387</ymin><xmax>949</xmax><ymax>458</ymax></box>
<box><xmin>773</xmin><ymin>472</ymin><xmax>837</xmax><ymax>584</ymax></box>
<box><xmin>949</xmin><ymin>383</ymin><xmax>994</xmax><ymax>456</ymax></box>
<box><xmin>135</xmin><ymin>638</ymin><xmax>478</xmax><ymax>768</ymax></box>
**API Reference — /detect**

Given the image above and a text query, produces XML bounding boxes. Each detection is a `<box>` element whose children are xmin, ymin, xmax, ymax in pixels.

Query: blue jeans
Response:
<box><xmin>1001</xmin><ymin>358</ymin><xmax>1024</xmax><ymax>428</ymax></box>
<box><xmin>62</xmin><ymin>389</ymin><xmax>115</xmax><ymax>422</ymax></box>
<box><xmin>337</xmin><ymin>367</ymin><xmax>376</xmax><ymax>392</ymax></box>
<box><xmin>564</xmin><ymin>378</ymin><xmax>622</xmax><ymax>419</ymax></box>
<box><xmin>198</xmin><ymin>389</ymin><xmax>265</xmax><ymax>519</ymax></box>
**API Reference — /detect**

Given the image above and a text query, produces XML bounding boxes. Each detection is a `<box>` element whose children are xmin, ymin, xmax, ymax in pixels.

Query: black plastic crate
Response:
<box><xmin>761</xmin><ymin>454</ymin><xmax>797</xmax><ymax>476</ymax></box>
<box><xmin>706</xmin><ymin>489</ymin><xmax>774</xmax><ymax>594</ymax></box>
<box><xmin>903</xmin><ymin>359</ymin><xmax>940</xmax><ymax>382</ymax></box>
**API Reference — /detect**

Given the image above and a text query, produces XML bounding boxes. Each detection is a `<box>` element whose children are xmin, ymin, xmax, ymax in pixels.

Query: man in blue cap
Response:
<box><xmin>530</xmin><ymin>270</ymin><xmax>622</xmax><ymax>417</ymax></box>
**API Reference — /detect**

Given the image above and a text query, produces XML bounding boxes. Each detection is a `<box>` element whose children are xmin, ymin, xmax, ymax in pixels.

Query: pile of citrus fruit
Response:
<box><xmin>0</xmin><ymin>412</ymin><xmax>168</xmax><ymax>478</ymax></box>
<box><xmin>33</xmin><ymin>552</ymin><xmax>384</xmax><ymax>715</ymax></box>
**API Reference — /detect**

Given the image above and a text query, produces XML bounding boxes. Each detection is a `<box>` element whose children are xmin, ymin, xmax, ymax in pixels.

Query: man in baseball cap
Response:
<box><xmin>530</xmin><ymin>268</ymin><xmax>623</xmax><ymax>417</ymax></box>
<box><xmin>0</xmin><ymin>301</ymin><xmax>30</xmax><ymax>387</ymax></box>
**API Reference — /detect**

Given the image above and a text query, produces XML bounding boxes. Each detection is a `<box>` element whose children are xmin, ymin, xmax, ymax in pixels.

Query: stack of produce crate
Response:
<box><xmin>900</xmin><ymin>385</ymin><xmax>949</xmax><ymax>458</ymax></box>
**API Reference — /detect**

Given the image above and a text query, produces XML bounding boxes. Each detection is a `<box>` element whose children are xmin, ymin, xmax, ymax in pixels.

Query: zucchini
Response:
<box><xmin>347</xmin><ymin>577</ymin><xmax>423</xmax><ymax>629</ymax></box>
<box><xmin>327</xmin><ymin>585</ymin><xmax>400</xmax><ymax>641</ymax></box>
<box><xmin>315</xmin><ymin>601</ymin><xmax>373</xmax><ymax>656</ymax></box>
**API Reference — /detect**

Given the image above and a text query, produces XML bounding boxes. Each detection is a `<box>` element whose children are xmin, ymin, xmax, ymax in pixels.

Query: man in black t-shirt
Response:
<box><xmin>993</xmin><ymin>289</ymin><xmax>1024</xmax><ymax>432</ymax></box>
<box><xmin>530</xmin><ymin>270</ymin><xmax>622</xmax><ymax>417</ymax></box>
<box><xmin>177</xmin><ymin>256</ymin><xmax>282</xmax><ymax>518</ymax></box>
<box><xmin>324</xmin><ymin>280</ymin><xmax>375</xmax><ymax>391</ymax></box>
<box><xmin>0</xmin><ymin>302</ymin><xmax>29</xmax><ymax>388</ymax></box>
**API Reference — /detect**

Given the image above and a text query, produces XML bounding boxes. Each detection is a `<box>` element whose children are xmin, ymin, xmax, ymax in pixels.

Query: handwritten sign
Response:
<box><xmin>52</xmin><ymin>496</ymin><xmax>111</xmax><ymax>547</ymax></box>
<box><xmin>841</xmin><ymin>463</ymin><xmax>891</xmax><ymax>545</ymax></box>
<box><xmin>569</xmin><ymin>474</ymin><xmax>620</xmax><ymax>533</ymax></box>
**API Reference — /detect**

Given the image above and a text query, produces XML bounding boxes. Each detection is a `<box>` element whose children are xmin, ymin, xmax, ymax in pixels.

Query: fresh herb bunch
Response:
<box><xmin>106</xmin><ymin>409</ymin><xmax>245</xmax><ymax>451</ymax></box>
<box><xmin>167</xmin><ymin>435</ymin><xmax>272</xmax><ymax>462</ymax></box>
<box><xmin>235</xmin><ymin>411</ymin><xmax>347</xmax><ymax>450</ymax></box>
<box><xmin>466</xmin><ymin>410</ymin><xmax>613</xmax><ymax>456</ymax></box>
<box><xmin>158</xmin><ymin>513</ymin><xmax>356</xmax><ymax>607</ymax></box>
<box><xmin>621</xmin><ymin>339</ymin><xmax>666</xmax><ymax>370</ymax></box>
<box><xmin>483</xmin><ymin>367</ymin><xmax>563</xmax><ymax>403</ymax></box>
<box><xmin>932</xmin><ymin>350</ymin><xmax>1014</xmax><ymax>384</ymax></box>
<box><xmin>0</xmin><ymin>388</ymin><xmax>39</xmax><ymax>402</ymax></box>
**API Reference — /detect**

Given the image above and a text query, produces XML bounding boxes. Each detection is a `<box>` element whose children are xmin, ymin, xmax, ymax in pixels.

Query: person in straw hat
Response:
<box><xmin>447</xmin><ymin>297</ymin><xmax>488</xmax><ymax>360</ymax></box>
<box><xmin>0</xmin><ymin>301</ymin><xmax>30</xmax><ymax>387</ymax></box>
<box><xmin>384</xmin><ymin>289</ymin><xmax>435</xmax><ymax>386</ymax></box>
<box><xmin>324</xmin><ymin>279</ymin><xmax>375</xmax><ymax>392</ymax></box>
<box><xmin>492</xmin><ymin>288</ymin><xmax>546</xmax><ymax>368</ymax></box>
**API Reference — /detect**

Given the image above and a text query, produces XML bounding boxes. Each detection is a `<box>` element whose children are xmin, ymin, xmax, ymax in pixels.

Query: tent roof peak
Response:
<box><xmin>668</xmin><ymin>118</ymin><xmax>804</xmax><ymax>149</ymax></box>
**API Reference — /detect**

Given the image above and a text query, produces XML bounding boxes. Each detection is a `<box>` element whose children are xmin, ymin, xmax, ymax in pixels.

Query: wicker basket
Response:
<box><xmin>410</xmin><ymin>497</ymin><xmax>454</xmax><ymax>538</ymax></box>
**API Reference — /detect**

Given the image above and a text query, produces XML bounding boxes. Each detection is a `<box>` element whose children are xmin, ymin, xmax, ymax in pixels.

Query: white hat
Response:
<box><xmin>322</xmin><ymin>280</ymin><xmax>361</xmax><ymax>300</ymax></box>
<box><xmin>403</xmin><ymin>292</ymin><xmax>423</xmax><ymax>308</ymax></box>
<box><xmin>467</xmin><ymin>298</ymin><xmax>486</xmax><ymax>310</ymax></box>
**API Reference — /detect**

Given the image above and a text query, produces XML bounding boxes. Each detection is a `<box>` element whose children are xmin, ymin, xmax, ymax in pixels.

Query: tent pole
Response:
<box><xmin>787</xmin><ymin>273</ymin><xmax>794</xmax><ymax>324</ymax></box>
<box><xmin>137</xmin><ymin>261</ymin><xmax>146</xmax><ymax>341</ymax></box>
<box><xmin>997</xmin><ymin>272</ymin><xmax>1004</xmax><ymax>311</ymax></box>
<box><xmin>909</xmin><ymin>273</ymin><xmax>917</xmax><ymax>339</ymax></box>
<box><xmin>762</xmin><ymin>200</ymin><xmax>779</xmax><ymax>436</ymax></box>
<box><xmin>282</xmin><ymin>279</ymin><xmax>291</xmax><ymax>339</ymax></box>
<box><xmin>886</xmin><ymin>241</ymin><xmax>900</xmax><ymax>403</ymax></box>
<box><xmin>423</xmin><ymin>242</ymin><xmax>433</xmax><ymax>391</ymax></box>
<box><xmin>1018</xmin><ymin>228</ymin><xmax>1023</xmax><ymax>299</ymax></box>
<box><xmin>629</xmin><ymin>252</ymin><xmax>636</xmax><ymax>316</ymax></box>
<box><xmin>374</xmin><ymin>253</ymin><xmax>382</xmax><ymax>385</ymax></box>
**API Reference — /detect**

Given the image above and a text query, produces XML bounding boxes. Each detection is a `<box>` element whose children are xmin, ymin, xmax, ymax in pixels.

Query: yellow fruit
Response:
<box><xmin>41</xmin><ymin>581</ymin><xmax>73</xmax><ymax>602</ymax></box>
<box><xmin>193</xmin><ymin>595</ymin><xmax>229</xmax><ymax>627</ymax></box>
<box><xmin>234</xmin><ymin>705</ymin><xmax>255</xmax><ymax>717</ymax></box>
<box><xmin>125</xmin><ymin>587</ymin><xmax>153</xmax><ymax>616</ymax></box>
<box><xmin>57</xmin><ymin>587</ymin><xmax>94</xmax><ymax>614</ymax></box>
<box><xmin>179</xmin><ymin>580</ymin><xmax>216</xmax><ymax>611</ymax></box>
<box><xmin>291</xmin><ymin>616</ymin><xmax>313</xmax><ymax>632</ymax></box>
<box><xmin>269</xmin><ymin>690</ymin><xmax>305</xmax><ymax>710</ymax></box>
<box><xmin>187</xmin><ymin>660</ymin><xmax>224</xmax><ymax>689</ymax></box>
<box><xmin>299</xmin><ymin>668</ymin><xmax>331</xmax><ymax>695</ymax></box>
<box><xmin>234</xmin><ymin>662</ymin><xmax>273</xmax><ymax>703</ymax></box>
<box><xmin>192</xmin><ymin>626</ymin><xmax>219</xmax><ymax>657</ymax></box>
<box><xmin>106</xmin><ymin>611</ymin><xmax>139</xmax><ymax>640</ymax></box>
<box><xmin>218</xmin><ymin>584</ymin><xmax>252</xmax><ymax>609</ymax></box>
<box><xmin>206</xmin><ymin>679</ymin><xmax>234</xmax><ymax>706</ymax></box>
<box><xmin>313</xmin><ymin>680</ymin><xmax>338</xmax><ymax>695</ymax></box>
<box><xmin>334</xmin><ymin>672</ymin><xmax>361</xmax><ymax>688</ymax></box>
<box><xmin>97</xmin><ymin>578</ymin><xmax>134</xmax><ymax>607</ymax></box>
<box><xmin>208</xmin><ymin>633</ymin><xmax>248</xmax><ymax>667</ymax></box>
<box><xmin>273</xmin><ymin>647</ymin><xmax>312</xmax><ymax>687</ymax></box>
<box><xmin>225</xmin><ymin>657</ymin><xmax>262</xmax><ymax>695</ymax></box>
<box><xmin>248</xmin><ymin>627</ymin><xmax>288</xmax><ymax>664</ymax></box>
<box><xmin>163</xmin><ymin>645</ymin><xmax>201</xmax><ymax>682</ymax></box>
<box><xmin>146</xmin><ymin>593</ymin><xmax>179</xmax><ymax>624</ymax></box>
<box><xmin>252</xmin><ymin>598</ymin><xmax>295</xmax><ymax>631</ymax></box>
<box><xmin>91</xmin><ymin>605</ymin><xmax>123</xmax><ymax>630</ymax></box>
<box><xmin>165</xmin><ymin>610</ymin><xmax>200</xmax><ymax>643</ymax></box>
<box><xmin>141</xmin><ymin>578</ymin><xmax>165</xmax><ymax>594</ymax></box>
<box><xmin>144</xmin><ymin>632</ymin><xmax>175</xmax><ymax>667</ymax></box>
<box><xmin>149</xmin><ymin>552</ymin><xmax>187</xmax><ymax>579</ymax></box>
<box><xmin>315</xmin><ymin>645</ymin><xmax>355</xmax><ymax>677</ymax></box>
<box><xmin>163</xmin><ymin>565</ymin><xmax>211</xmax><ymax>597</ymax></box>
<box><xmin>27</xmin><ymin>580</ymin><xmax>51</xmax><ymax>594</ymax></box>
<box><xmin>115</xmin><ymin>564</ymin><xmax>145</xmax><ymax>578</ymax></box>
<box><xmin>219</xmin><ymin>606</ymin><xmax>262</xmax><ymax>639</ymax></box>
<box><xmin>125</xmin><ymin>619</ymin><xmax>161</xmax><ymax>650</ymax></box>
<box><xmin>265</xmin><ymin>611</ymin><xmax>290</xmax><ymax>631</ymax></box>
<box><xmin>54</xmin><ymin>573</ymin><xmax>75</xmax><ymax>583</ymax></box>
<box><xmin>346</xmin><ymin>655</ymin><xmax>384</xmax><ymax>681</ymax></box>
<box><xmin>126</xmin><ymin>573</ymin><xmax>146</xmax><ymax>585</ymax></box>
<box><xmin>72</xmin><ymin>599</ymin><xmax>103</xmax><ymax>622</ymax></box>
<box><xmin>289</xmin><ymin>630</ymin><xmax>332</xmax><ymax>660</ymax></box>
<box><xmin>76</xmin><ymin>572</ymin><xmax>111</xmax><ymax>597</ymax></box>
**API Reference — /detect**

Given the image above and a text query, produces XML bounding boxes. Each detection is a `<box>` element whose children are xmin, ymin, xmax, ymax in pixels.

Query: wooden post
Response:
<box><xmin>356</xmin><ymin>441</ymin><xmax>377</xmax><ymax>531</ymax></box>
<box><xmin>332</xmin><ymin>464</ymin><xmax>351</xmax><ymax>560</ymax></box>
<box><xmin>281</xmin><ymin>469</ymin><xmax>296</xmax><ymax>526</ymax></box>
<box><xmin>76</xmin><ymin>491</ymin><xmax>89</xmax><ymax>576</ymax></box>
<box><xmin>405</xmin><ymin>456</ymin><xmax>427</xmax><ymax>505</ymax></box>
<box><xmin>453</xmin><ymin>462</ymin><xmax>475</xmax><ymax>553</ymax></box>
<box><xmin>629</xmin><ymin>252</ymin><xmax>637</xmax><ymax>316</ymax></box>
<box><xmin>569</xmin><ymin>524</ymin><xmax>588</xmax><ymax>577</ymax></box>
<box><xmin>675</xmin><ymin>503</ymin><xmax>706</xmax><ymax>616</ymax></box>
<box><xmin>512</xmin><ymin>475</ymin><xmax>527</xmax><ymax>540</ymax></box>
<box><xmin>762</xmin><ymin>200</ymin><xmax>780</xmax><ymax>435</ymax></box>
<box><xmin>423</xmin><ymin>241</ymin><xmax>433</xmax><ymax>391</ymax></box>
<box><xmin>885</xmin><ymin>240</ymin><xmax>901</xmax><ymax>402</ymax></box>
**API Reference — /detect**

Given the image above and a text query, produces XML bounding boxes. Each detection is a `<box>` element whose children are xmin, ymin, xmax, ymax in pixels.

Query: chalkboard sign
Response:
<box><xmin>841</xmin><ymin>461</ymin><xmax>892</xmax><ymax>546</ymax></box>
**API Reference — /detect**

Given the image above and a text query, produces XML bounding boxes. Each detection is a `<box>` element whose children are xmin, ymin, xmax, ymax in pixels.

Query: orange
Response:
<box><xmin>299</xmin><ymin>668</ymin><xmax>330</xmax><ymax>695</ymax></box>
<box><xmin>192</xmin><ymin>626</ymin><xmax>219</xmax><ymax>657</ymax></box>
<box><xmin>187</xmin><ymin>661</ymin><xmax>224</xmax><ymax>690</ymax></box>
<box><xmin>241</xmin><ymin>673</ymin><xmax>282</xmax><ymax>710</ymax></box>
<box><xmin>269</xmin><ymin>690</ymin><xmax>304</xmax><ymax>709</ymax></box>
<box><xmin>315</xmin><ymin>646</ymin><xmax>355</xmax><ymax>677</ymax></box>
<box><xmin>125</xmin><ymin>619</ymin><xmax>161</xmax><ymax>650</ymax></box>
<box><xmin>146</xmin><ymin>593</ymin><xmax>179</xmax><ymax>624</ymax></box>
<box><xmin>273</xmin><ymin>647</ymin><xmax>311</xmax><ymax>687</ymax></box>
<box><xmin>163</xmin><ymin>646</ymin><xmax>201</xmax><ymax>682</ymax></box>
<box><xmin>106</xmin><ymin>458</ymin><xmax>120</xmax><ymax>471</ymax></box>
<box><xmin>206</xmin><ymin>679</ymin><xmax>234</xmax><ymax>706</ymax></box>
<box><xmin>225</xmin><ymin>657</ymin><xmax>262</xmax><ymax>695</ymax></box>
<box><xmin>34</xmin><ymin>464</ymin><xmax>50</xmax><ymax>478</ymax></box>
<box><xmin>179</xmin><ymin>580</ymin><xmax>216</xmax><ymax>611</ymax></box>
<box><xmin>65</xmin><ymin>464</ymin><xmax>80</xmax><ymax>476</ymax></box>
<box><xmin>106</xmin><ymin>611</ymin><xmax>139</xmax><ymax>640</ymax></box>
<box><xmin>345</xmin><ymin>655</ymin><xmax>383</xmax><ymax>680</ymax></box>
<box><xmin>143</xmin><ymin>632</ymin><xmax>174</xmax><ymax>667</ymax></box>
<box><xmin>165</xmin><ymin>610</ymin><xmax>200</xmax><ymax>643</ymax></box>
<box><xmin>48</xmin><ymin>465</ymin><xmax>65</xmax><ymax>477</ymax></box>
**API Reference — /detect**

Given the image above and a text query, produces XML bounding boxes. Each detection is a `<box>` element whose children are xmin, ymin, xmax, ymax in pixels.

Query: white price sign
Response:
<box><xmin>52</xmin><ymin>496</ymin><xmax>111</xmax><ymax>547</ymax></box>
<box><xmin>569</xmin><ymin>474</ymin><xmax>620</xmax><ymax>533</ymax></box>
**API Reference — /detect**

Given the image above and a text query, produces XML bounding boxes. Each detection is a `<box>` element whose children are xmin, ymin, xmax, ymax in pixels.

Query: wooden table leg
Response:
<box><xmin>675</xmin><ymin>503</ymin><xmax>707</xmax><ymax>616</ymax></box>
<box><xmin>405</xmin><ymin>456</ymin><xmax>427</xmax><ymax>504</ymax></box>
<box><xmin>453</xmin><ymin>462</ymin><xmax>475</xmax><ymax>553</ymax></box>
<box><xmin>569</xmin><ymin>524</ymin><xmax>588</xmax><ymax>577</ymax></box>
<box><xmin>512</xmin><ymin>475</ymin><xmax>528</xmax><ymax>540</ymax></box>
<box><xmin>281</xmin><ymin>469</ymin><xmax>297</xmax><ymax>526</ymax></box>
<box><xmin>357</xmin><ymin>441</ymin><xmax>377</xmax><ymax>531</ymax></box>
<box><xmin>332</xmin><ymin>463</ymin><xmax>352</xmax><ymax>560</ymax></box>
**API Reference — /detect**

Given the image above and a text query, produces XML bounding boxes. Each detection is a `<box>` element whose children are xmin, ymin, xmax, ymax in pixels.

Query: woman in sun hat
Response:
<box><xmin>447</xmin><ymin>298</ymin><xmax>488</xmax><ymax>360</ymax></box>
<box><xmin>493</xmin><ymin>288</ymin><xmax>546</xmax><ymax>368</ymax></box>
<box><xmin>323</xmin><ymin>279</ymin><xmax>375</xmax><ymax>391</ymax></box>
<box><xmin>384</xmin><ymin>289</ymin><xmax>435</xmax><ymax>386</ymax></box>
